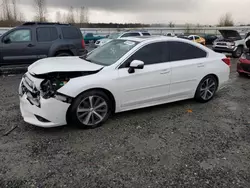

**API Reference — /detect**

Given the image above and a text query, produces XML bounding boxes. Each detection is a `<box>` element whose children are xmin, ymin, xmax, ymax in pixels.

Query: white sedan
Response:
<box><xmin>19</xmin><ymin>36</ymin><xmax>230</xmax><ymax>128</ymax></box>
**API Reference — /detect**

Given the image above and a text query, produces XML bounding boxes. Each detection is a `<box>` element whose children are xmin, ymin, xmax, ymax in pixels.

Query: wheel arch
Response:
<box><xmin>73</xmin><ymin>87</ymin><xmax>116</xmax><ymax>113</ymax></box>
<box><xmin>194</xmin><ymin>73</ymin><xmax>220</xmax><ymax>102</ymax></box>
<box><xmin>196</xmin><ymin>73</ymin><xmax>219</xmax><ymax>92</ymax></box>
<box><xmin>54</xmin><ymin>50</ymin><xmax>74</xmax><ymax>56</ymax></box>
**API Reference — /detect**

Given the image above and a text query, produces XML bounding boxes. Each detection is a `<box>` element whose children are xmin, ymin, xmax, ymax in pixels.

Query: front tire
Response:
<box><xmin>232</xmin><ymin>46</ymin><xmax>243</xmax><ymax>58</ymax></box>
<box><xmin>68</xmin><ymin>90</ymin><xmax>112</xmax><ymax>129</ymax></box>
<box><xmin>195</xmin><ymin>75</ymin><xmax>218</xmax><ymax>103</ymax></box>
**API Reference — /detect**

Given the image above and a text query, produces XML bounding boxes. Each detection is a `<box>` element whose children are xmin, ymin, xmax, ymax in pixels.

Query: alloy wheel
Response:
<box><xmin>77</xmin><ymin>96</ymin><xmax>108</xmax><ymax>126</ymax></box>
<box><xmin>200</xmin><ymin>78</ymin><xmax>216</xmax><ymax>100</ymax></box>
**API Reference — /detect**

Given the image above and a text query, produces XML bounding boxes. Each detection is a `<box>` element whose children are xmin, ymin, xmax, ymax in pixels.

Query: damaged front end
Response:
<box><xmin>19</xmin><ymin>67</ymin><xmax>102</xmax><ymax>127</ymax></box>
<box><xmin>20</xmin><ymin>70</ymin><xmax>101</xmax><ymax>106</ymax></box>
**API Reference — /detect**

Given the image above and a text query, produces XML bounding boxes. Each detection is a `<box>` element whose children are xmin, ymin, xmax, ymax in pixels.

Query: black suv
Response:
<box><xmin>0</xmin><ymin>22</ymin><xmax>87</xmax><ymax>66</ymax></box>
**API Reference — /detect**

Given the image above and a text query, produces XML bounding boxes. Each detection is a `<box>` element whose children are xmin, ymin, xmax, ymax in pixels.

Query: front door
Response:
<box><xmin>1</xmin><ymin>28</ymin><xmax>37</xmax><ymax>65</ymax></box>
<box><xmin>117</xmin><ymin>42</ymin><xmax>172</xmax><ymax>110</ymax></box>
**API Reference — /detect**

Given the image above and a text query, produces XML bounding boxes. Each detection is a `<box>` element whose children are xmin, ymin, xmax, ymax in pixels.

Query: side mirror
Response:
<box><xmin>128</xmin><ymin>60</ymin><xmax>144</xmax><ymax>74</ymax></box>
<box><xmin>3</xmin><ymin>37</ymin><xmax>11</xmax><ymax>44</ymax></box>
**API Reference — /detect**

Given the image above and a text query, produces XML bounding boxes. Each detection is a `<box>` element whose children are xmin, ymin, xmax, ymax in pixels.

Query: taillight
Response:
<box><xmin>222</xmin><ymin>57</ymin><xmax>231</xmax><ymax>67</ymax></box>
<box><xmin>81</xmin><ymin>40</ymin><xmax>85</xmax><ymax>49</ymax></box>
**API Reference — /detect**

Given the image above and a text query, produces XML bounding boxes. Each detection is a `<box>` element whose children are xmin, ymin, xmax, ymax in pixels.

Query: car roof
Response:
<box><xmin>119</xmin><ymin>35</ymin><xmax>197</xmax><ymax>43</ymax></box>
<box><xmin>117</xmin><ymin>36</ymin><xmax>211</xmax><ymax>51</ymax></box>
<box><xmin>118</xmin><ymin>36</ymin><xmax>162</xmax><ymax>42</ymax></box>
<box><xmin>17</xmin><ymin>22</ymin><xmax>73</xmax><ymax>28</ymax></box>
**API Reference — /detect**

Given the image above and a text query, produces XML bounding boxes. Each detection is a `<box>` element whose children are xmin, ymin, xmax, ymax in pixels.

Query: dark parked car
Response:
<box><xmin>83</xmin><ymin>33</ymin><xmax>106</xmax><ymax>44</ymax></box>
<box><xmin>200</xmin><ymin>34</ymin><xmax>218</xmax><ymax>45</ymax></box>
<box><xmin>0</xmin><ymin>22</ymin><xmax>88</xmax><ymax>66</ymax></box>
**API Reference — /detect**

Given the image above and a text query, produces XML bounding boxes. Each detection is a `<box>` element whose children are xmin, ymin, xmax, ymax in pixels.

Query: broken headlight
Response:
<box><xmin>40</xmin><ymin>78</ymin><xmax>69</xmax><ymax>99</ymax></box>
<box><xmin>32</xmin><ymin>70</ymin><xmax>102</xmax><ymax>99</ymax></box>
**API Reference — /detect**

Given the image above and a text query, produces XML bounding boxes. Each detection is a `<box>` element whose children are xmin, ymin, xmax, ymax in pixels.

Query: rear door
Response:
<box><xmin>61</xmin><ymin>26</ymin><xmax>83</xmax><ymax>52</ymax></box>
<box><xmin>0</xmin><ymin>28</ymin><xmax>36</xmax><ymax>65</ymax></box>
<box><xmin>167</xmin><ymin>41</ymin><xmax>207</xmax><ymax>99</ymax></box>
<box><xmin>34</xmin><ymin>26</ymin><xmax>59</xmax><ymax>59</ymax></box>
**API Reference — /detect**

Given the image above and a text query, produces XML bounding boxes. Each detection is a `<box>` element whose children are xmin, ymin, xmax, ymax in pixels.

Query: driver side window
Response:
<box><xmin>4</xmin><ymin>29</ymin><xmax>31</xmax><ymax>43</ymax></box>
<box><xmin>121</xmin><ymin>42</ymin><xmax>167</xmax><ymax>68</ymax></box>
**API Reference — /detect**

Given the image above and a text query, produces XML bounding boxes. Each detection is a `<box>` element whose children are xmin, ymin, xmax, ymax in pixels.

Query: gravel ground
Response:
<box><xmin>1</xmin><ymin>58</ymin><xmax>250</xmax><ymax>188</ymax></box>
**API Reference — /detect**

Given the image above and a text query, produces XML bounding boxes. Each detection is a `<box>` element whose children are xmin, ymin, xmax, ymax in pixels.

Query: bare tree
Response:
<box><xmin>218</xmin><ymin>13</ymin><xmax>234</xmax><ymax>26</ymax></box>
<box><xmin>62</xmin><ymin>12</ymin><xmax>67</xmax><ymax>23</ymax></box>
<box><xmin>12</xmin><ymin>0</ymin><xmax>17</xmax><ymax>20</ymax></box>
<box><xmin>33</xmin><ymin>0</ymin><xmax>47</xmax><ymax>22</ymax></box>
<box><xmin>74</xmin><ymin>8</ymin><xmax>80</xmax><ymax>23</ymax></box>
<box><xmin>3</xmin><ymin>0</ymin><xmax>12</xmax><ymax>21</ymax></box>
<box><xmin>79</xmin><ymin>6</ymin><xmax>86</xmax><ymax>27</ymax></box>
<box><xmin>168</xmin><ymin>21</ymin><xmax>175</xmax><ymax>28</ymax></box>
<box><xmin>56</xmin><ymin>11</ymin><xmax>61</xmax><ymax>23</ymax></box>
<box><xmin>67</xmin><ymin>6</ymin><xmax>75</xmax><ymax>24</ymax></box>
<box><xmin>84</xmin><ymin>7</ymin><xmax>89</xmax><ymax>23</ymax></box>
<box><xmin>185</xmin><ymin>23</ymin><xmax>191</xmax><ymax>34</ymax></box>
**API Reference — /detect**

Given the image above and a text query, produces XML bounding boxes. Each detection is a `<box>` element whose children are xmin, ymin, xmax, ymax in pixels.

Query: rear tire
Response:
<box><xmin>195</xmin><ymin>75</ymin><xmax>218</xmax><ymax>103</ymax></box>
<box><xmin>232</xmin><ymin>46</ymin><xmax>243</xmax><ymax>58</ymax></box>
<box><xmin>68</xmin><ymin>90</ymin><xmax>113</xmax><ymax>129</ymax></box>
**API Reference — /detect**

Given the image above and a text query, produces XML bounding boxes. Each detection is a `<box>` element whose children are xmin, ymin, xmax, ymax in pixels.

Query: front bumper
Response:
<box><xmin>19</xmin><ymin>75</ymin><xmax>71</xmax><ymax>128</ymax></box>
<box><xmin>212</xmin><ymin>46</ymin><xmax>236</xmax><ymax>53</ymax></box>
<box><xmin>237</xmin><ymin>61</ymin><xmax>250</xmax><ymax>74</ymax></box>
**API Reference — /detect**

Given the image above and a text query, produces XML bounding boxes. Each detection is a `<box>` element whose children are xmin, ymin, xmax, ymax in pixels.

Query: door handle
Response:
<box><xmin>27</xmin><ymin>44</ymin><xmax>35</xmax><ymax>47</ymax></box>
<box><xmin>160</xmin><ymin>69</ymin><xmax>170</xmax><ymax>74</ymax></box>
<box><xmin>197</xmin><ymin>63</ymin><xmax>204</xmax><ymax>67</ymax></box>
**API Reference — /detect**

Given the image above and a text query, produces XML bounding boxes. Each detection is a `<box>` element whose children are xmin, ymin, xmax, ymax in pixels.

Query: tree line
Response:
<box><xmin>0</xmin><ymin>0</ymin><xmax>235</xmax><ymax>28</ymax></box>
<box><xmin>0</xmin><ymin>0</ymin><xmax>149</xmax><ymax>28</ymax></box>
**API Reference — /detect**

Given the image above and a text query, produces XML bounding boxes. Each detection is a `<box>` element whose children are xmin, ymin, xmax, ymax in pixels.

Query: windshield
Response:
<box><xmin>108</xmin><ymin>33</ymin><xmax>121</xmax><ymax>39</ymax></box>
<box><xmin>84</xmin><ymin>39</ymin><xmax>139</xmax><ymax>66</ymax></box>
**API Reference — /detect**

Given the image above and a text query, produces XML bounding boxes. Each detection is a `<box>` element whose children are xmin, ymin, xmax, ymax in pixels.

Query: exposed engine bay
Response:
<box><xmin>20</xmin><ymin>70</ymin><xmax>101</xmax><ymax>107</ymax></box>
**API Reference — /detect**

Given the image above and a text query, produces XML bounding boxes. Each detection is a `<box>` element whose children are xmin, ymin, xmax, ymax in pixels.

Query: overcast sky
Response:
<box><xmin>18</xmin><ymin>0</ymin><xmax>250</xmax><ymax>25</ymax></box>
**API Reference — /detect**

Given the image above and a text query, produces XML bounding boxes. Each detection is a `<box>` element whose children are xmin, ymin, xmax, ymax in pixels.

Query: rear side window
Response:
<box><xmin>168</xmin><ymin>41</ymin><xmax>207</xmax><ymax>61</ymax></box>
<box><xmin>121</xmin><ymin>33</ymin><xmax>141</xmax><ymax>38</ymax></box>
<box><xmin>142</xmin><ymin>32</ymin><xmax>150</xmax><ymax>36</ymax></box>
<box><xmin>37</xmin><ymin>27</ymin><xmax>58</xmax><ymax>42</ymax></box>
<box><xmin>62</xmin><ymin>27</ymin><xmax>81</xmax><ymax>39</ymax></box>
<box><xmin>194</xmin><ymin>36</ymin><xmax>199</xmax><ymax>40</ymax></box>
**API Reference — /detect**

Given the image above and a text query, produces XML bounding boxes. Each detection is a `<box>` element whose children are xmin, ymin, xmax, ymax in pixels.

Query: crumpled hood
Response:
<box><xmin>28</xmin><ymin>56</ymin><xmax>104</xmax><ymax>75</ymax></box>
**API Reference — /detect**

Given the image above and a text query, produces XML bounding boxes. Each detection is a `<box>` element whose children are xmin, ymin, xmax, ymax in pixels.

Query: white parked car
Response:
<box><xmin>212</xmin><ymin>30</ymin><xmax>246</xmax><ymax>58</ymax></box>
<box><xmin>164</xmin><ymin>32</ymin><xmax>176</xmax><ymax>37</ymax></box>
<box><xmin>95</xmin><ymin>31</ymin><xmax>150</xmax><ymax>47</ymax></box>
<box><xmin>19</xmin><ymin>36</ymin><xmax>230</xmax><ymax>128</ymax></box>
